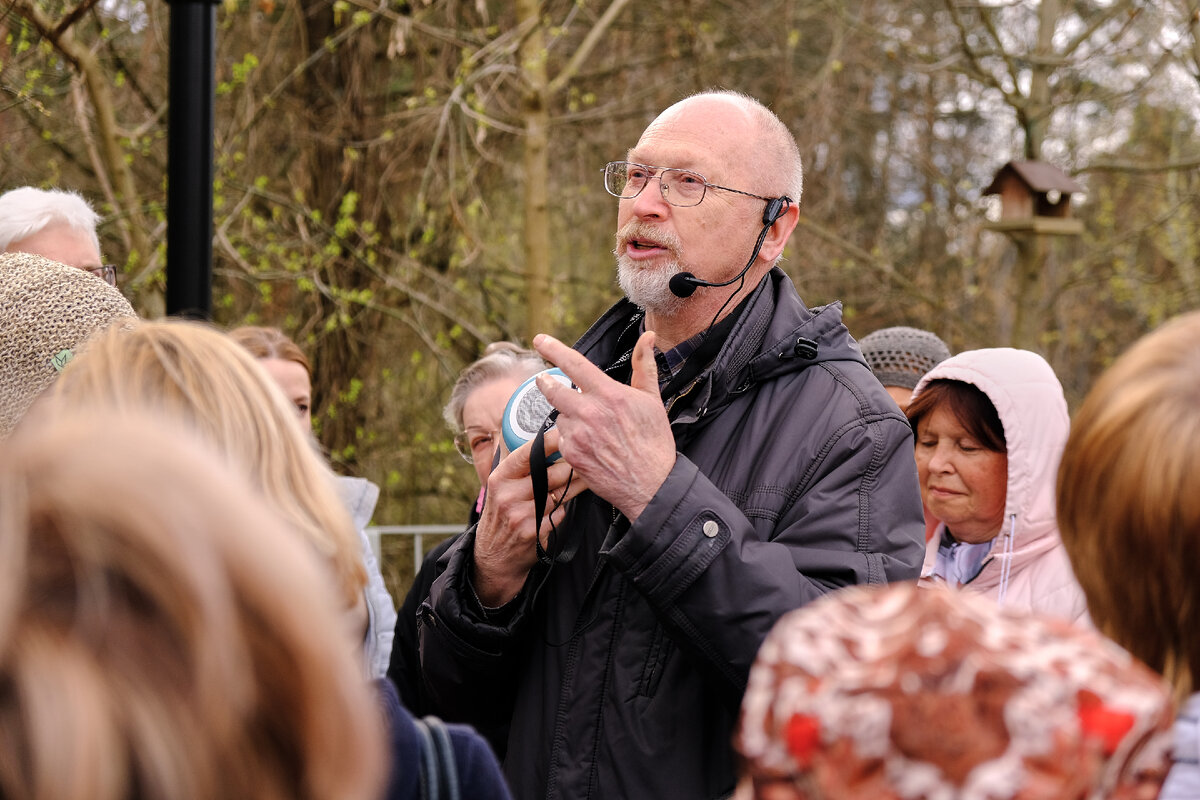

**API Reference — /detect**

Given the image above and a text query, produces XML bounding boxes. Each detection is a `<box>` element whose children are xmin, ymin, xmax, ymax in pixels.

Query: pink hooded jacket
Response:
<box><xmin>913</xmin><ymin>348</ymin><xmax>1089</xmax><ymax>624</ymax></box>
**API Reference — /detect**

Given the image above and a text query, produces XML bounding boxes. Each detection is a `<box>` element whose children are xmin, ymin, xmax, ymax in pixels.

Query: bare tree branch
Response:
<box><xmin>9</xmin><ymin>0</ymin><xmax>156</xmax><ymax>301</ymax></box>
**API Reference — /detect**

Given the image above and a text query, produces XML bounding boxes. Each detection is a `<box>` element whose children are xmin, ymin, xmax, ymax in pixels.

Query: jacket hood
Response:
<box><xmin>913</xmin><ymin>348</ymin><xmax>1069</xmax><ymax>567</ymax></box>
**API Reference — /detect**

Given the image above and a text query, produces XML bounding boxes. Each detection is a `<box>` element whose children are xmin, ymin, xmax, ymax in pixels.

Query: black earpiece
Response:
<box><xmin>669</xmin><ymin>197</ymin><xmax>792</xmax><ymax>298</ymax></box>
<box><xmin>763</xmin><ymin>196</ymin><xmax>788</xmax><ymax>226</ymax></box>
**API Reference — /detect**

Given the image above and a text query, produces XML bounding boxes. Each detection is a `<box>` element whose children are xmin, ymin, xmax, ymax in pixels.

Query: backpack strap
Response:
<box><xmin>414</xmin><ymin>716</ymin><xmax>461</xmax><ymax>800</ymax></box>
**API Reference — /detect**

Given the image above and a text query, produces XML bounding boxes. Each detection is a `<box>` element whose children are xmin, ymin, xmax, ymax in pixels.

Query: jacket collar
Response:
<box><xmin>574</xmin><ymin>268</ymin><xmax>868</xmax><ymax>425</ymax></box>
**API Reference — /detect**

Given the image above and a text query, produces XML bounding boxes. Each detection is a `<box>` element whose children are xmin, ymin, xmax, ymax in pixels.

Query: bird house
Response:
<box><xmin>982</xmin><ymin>160</ymin><xmax>1084</xmax><ymax>236</ymax></box>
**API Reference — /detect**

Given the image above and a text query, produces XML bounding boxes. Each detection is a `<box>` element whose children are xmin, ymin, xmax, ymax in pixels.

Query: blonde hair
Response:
<box><xmin>229</xmin><ymin>325</ymin><xmax>312</xmax><ymax>379</ymax></box>
<box><xmin>49</xmin><ymin>319</ymin><xmax>365</xmax><ymax>606</ymax></box>
<box><xmin>0</xmin><ymin>411</ymin><xmax>384</xmax><ymax>800</ymax></box>
<box><xmin>1057</xmin><ymin>310</ymin><xmax>1200</xmax><ymax>704</ymax></box>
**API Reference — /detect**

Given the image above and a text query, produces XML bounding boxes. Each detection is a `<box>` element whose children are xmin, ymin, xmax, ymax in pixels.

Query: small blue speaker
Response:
<box><xmin>502</xmin><ymin>368</ymin><xmax>573</xmax><ymax>460</ymax></box>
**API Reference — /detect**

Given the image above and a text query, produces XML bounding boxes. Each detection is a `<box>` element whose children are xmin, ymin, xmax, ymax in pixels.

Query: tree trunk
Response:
<box><xmin>1011</xmin><ymin>0</ymin><xmax>1058</xmax><ymax>348</ymax></box>
<box><xmin>518</xmin><ymin>0</ymin><xmax>552</xmax><ymax>341</ymax></box>
<box><xmin>1010</xmin><ymin>234</ymin><xmax>1047</xmax><ymax>350</ymax></box>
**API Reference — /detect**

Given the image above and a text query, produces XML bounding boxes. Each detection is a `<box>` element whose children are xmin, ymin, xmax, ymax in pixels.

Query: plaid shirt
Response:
<box><xmin>652</xmin><ymin>325</ymin><xmax>705</xmax><ymax>390</ymax></box>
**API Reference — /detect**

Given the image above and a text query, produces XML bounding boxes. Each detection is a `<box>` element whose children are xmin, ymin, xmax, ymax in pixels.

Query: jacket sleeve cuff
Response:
<box><xmin>600</xmin><ymin>456</ymin><xmax>732</xmax><ymax>604</ymax></box>
<box><xmin>426</xmin><ymin>529</ymin><xmax>533</xmax><ymax>650</ymax></box>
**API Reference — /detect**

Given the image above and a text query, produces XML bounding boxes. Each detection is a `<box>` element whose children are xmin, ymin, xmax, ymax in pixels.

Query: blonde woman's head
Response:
<box><xmin>47</xmin><ymin>319</ymin><xmax>365</xmax><ymax>606</ymax></box>
<box><xmin>0</xmin><ymin>411</ymin><xmax>384</xmax><ymax>800</ymax></box>
<box><xmin>1058</xmin><ymin>310</ymin><xmax>1200</xmax><ymax>704</ymax></box>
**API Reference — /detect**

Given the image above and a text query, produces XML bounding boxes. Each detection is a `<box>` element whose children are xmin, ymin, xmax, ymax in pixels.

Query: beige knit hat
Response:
<box><xmin>0</xmin><ymin>252</ymin><xmax>137</xmax><ymax>436</ymax></box>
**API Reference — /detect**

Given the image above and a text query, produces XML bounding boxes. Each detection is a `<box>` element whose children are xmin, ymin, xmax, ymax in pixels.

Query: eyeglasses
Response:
<box><xmin>603</xmin><ymin>161</ymin><xmax>775</xmax><ymax>208</ymax></box>
<box><xmin>453</xmin><ymin>427</ymin><xmax>499</xmax><ymax>464</ymax></box>
<box><xmin>85</xmin><ymin>264</ymin><xmax>117</xmax><ymax>287</ymax></box>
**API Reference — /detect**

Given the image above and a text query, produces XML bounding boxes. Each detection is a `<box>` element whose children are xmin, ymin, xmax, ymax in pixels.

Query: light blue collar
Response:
<box><xmin>933</xmin><ymin>529</ymin><xmax>995</xmax><ymax>586</ymax></box>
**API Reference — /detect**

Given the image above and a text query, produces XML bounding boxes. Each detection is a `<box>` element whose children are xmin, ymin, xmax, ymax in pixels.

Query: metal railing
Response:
<box><xmin>365</xmin><ymin>525</ymin><xmax>464</xmax><ymax>574</ymax></box>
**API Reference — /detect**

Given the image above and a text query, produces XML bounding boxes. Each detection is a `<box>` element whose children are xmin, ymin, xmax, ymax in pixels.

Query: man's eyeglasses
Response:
<box><xmin>85</xmin><ymin>264</ymin><xmax>117</xmax><ymax>287</ymax></box>
<box><xmin>454</xmin><ymin>427</ymin><xmax>498</xmax><ymax>464</ymax></box>
<box><xmin>603</xmin><ymin>161</ymin><xmax>775</xmax><ymax>208</ymax></box>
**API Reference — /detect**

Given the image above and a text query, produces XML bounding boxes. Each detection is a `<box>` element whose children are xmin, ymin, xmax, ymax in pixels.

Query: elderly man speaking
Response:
<box><xmin>418</xmin><ymin>90</ymin><xmax>925</xmax><ymax>799</ymax></box>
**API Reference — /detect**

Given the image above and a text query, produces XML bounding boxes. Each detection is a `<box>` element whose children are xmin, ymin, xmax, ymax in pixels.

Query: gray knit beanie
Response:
<box><xmin>859</xmin><ymin>326</ymin><xmax>951</xmax><ymax>390</ymax></box>
<box><xmin>0</xmin><ymin>252</ymin><xmax>137</xmax><ymax>436</ymax></box>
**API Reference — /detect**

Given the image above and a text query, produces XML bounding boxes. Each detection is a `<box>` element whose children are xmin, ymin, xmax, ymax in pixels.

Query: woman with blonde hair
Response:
<box><xmin>0</xmin><ymin>411</ymin><xmax>385</xmax><ymax>800</ymax></box>
<box><xmin>49</xmin><ymin>320</ymin><xmax>368</xmax><ymax>635</ymax></box>
<box><xmin>39</xmin><ymin>321</ymin><xmax>513</xmax><ymax>800</ymax></box>
<box><xmin>1057</xmin><ymin>310</ymin><xmax>1200</xmax><ymax>798</ymax></box>
<box><xmin>229</xmin><ymin>324</ymin><xmax>396</xmax><ymax>679</ymax></box>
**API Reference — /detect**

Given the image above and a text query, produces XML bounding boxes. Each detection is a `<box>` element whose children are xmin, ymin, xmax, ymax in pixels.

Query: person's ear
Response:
<box><xmin>758</xmin><ymin>198</ymin><xmax>799</xmax><ymax>263</ymax></box>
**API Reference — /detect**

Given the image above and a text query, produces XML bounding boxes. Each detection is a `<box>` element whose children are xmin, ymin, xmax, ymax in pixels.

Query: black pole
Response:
<box><xmin>165</xmin><ymin>0</ymin><xmax>218</xmax><ymax>319</ymax></box>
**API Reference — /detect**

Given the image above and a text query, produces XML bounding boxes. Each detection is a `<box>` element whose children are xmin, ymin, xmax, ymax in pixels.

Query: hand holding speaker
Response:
<box><xmin>470</xmin><ymin>419</ymin><xmax>580</xmax><ymax>606</ymax></box>
<box><xmin>533</xmin><ymin>331</ymin><xmax>676</xmax><ymax>523</ymax></box>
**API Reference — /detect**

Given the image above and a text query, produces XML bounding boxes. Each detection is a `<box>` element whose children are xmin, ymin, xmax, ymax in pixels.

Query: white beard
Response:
<box><xmin>616</xmin><ymin>254</ymin><xmax>687</xmax><ymax>316</ymax></box>
<box><xmin>613</xmin><ymin>220</ymin><xmax>688</xmax><ymax>316</ymax></box>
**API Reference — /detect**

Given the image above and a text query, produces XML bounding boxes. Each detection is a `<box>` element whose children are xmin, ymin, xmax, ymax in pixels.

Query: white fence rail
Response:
<box><xmin>366</xmin><ymin>525</ymin><xmax>464</xmax><ymax>574</ymax></box>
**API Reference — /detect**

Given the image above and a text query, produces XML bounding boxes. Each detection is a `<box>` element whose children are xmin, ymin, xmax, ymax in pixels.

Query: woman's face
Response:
<box><xmin>914</xmin><ymin>405</ymin><xmax>1008</xmax><ymax>544</ymax></box>
<box><xmin>461</xmin><ymin>375</ymin><xmax>527</xmax><ymax>488</ymax></box>
<box><xmin>260</xmin><ymin>358</ymin><xmax>312</xmax><ymax>429</ymax></box>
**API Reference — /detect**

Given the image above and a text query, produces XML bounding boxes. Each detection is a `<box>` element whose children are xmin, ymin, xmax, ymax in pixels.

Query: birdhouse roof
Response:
<box><xmin>983</xmin><ymin>160</ymin><xmax>1084</xmax><ymax>196</ymax></box>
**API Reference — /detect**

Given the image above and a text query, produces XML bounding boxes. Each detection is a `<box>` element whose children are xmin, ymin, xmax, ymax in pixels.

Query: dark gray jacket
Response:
<box><xmin>418</xmin><ymin>268</ymin><xmax>925</xmax><ymax>799</ymax></box>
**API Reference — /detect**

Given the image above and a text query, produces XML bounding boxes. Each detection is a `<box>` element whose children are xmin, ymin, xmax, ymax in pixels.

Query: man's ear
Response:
<box><xmin>758</xmin><ymin>200</ymin><xmax>800</xmax><ymax>263</ymax></box>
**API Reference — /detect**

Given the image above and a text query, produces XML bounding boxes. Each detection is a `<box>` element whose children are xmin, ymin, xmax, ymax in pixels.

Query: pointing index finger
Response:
<box><xmin>533</xmin><ymin>334</ymin><xmax>607</xmax><ymax>393</ymax></box>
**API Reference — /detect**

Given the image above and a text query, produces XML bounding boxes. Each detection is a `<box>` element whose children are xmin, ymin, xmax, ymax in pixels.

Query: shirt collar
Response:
<box><xmin>640</xmin><ymin>317</ymin><xmax>707</xmax><ymax>387</ymax></box>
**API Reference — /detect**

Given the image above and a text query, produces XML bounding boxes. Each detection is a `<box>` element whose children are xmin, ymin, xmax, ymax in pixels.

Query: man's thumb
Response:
<box><xmin>631</xmin><ymin>330</ymin><xmax>659</xmax><ymax>394</ymax></box>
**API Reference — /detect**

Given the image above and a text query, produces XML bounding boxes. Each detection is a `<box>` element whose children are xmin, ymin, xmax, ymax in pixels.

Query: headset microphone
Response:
<box><xmin>668</xmin><ymin>196</ymin><xmax>791</xmax><ymax>299</ymax></box>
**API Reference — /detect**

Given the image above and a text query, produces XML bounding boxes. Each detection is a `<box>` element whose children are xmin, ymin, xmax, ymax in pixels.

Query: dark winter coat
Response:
<box><xmin>418</xmin><ymin>268</ymin><xmax>926</xmax><ymax>799</ymax></box>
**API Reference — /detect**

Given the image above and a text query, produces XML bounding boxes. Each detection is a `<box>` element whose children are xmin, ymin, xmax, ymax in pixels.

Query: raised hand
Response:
<box><xmin>533</xmin><ymin>330</ymin><xmax>675</xmax><ymax>523</ymax></box>
<box><xmin>471</xmin><ymin>426</ymin><xmax>583</xmax><ymax>606</ymax></box>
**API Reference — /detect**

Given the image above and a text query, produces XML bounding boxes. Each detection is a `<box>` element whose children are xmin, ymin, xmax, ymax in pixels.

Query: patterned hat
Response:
<box><xmin>859</xmin><ymin>326</ymin><xmax>951</xmax><ymax>390</ymax></box>
<box><xmin>736</xmin><ymin>583</ymin><xmax>1173</xmax><ymax>800</ymax></box>
<box><xmin>0</xmin><ymin>252</ymin><xmax>137</xmax><ymax>436</ymax></box>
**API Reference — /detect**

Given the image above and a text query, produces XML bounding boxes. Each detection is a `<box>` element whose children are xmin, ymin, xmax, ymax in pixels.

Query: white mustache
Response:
<box><xmin>613</xmin><ymin>221</ymin><xmax>682</xmax><ymax>258</ymax></box>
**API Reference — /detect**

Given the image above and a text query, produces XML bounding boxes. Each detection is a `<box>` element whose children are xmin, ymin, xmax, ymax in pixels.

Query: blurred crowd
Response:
<box><xmin>3</xmin><ymin>91</ymin><xmax>1198</xmax><ymax>800</ymax></box>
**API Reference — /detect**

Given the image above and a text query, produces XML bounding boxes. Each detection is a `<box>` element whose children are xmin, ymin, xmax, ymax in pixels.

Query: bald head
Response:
<box><xmin>647</xmin><ymin>91</ymin><xmax>803</xmax><ymax>206</ymax></box>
